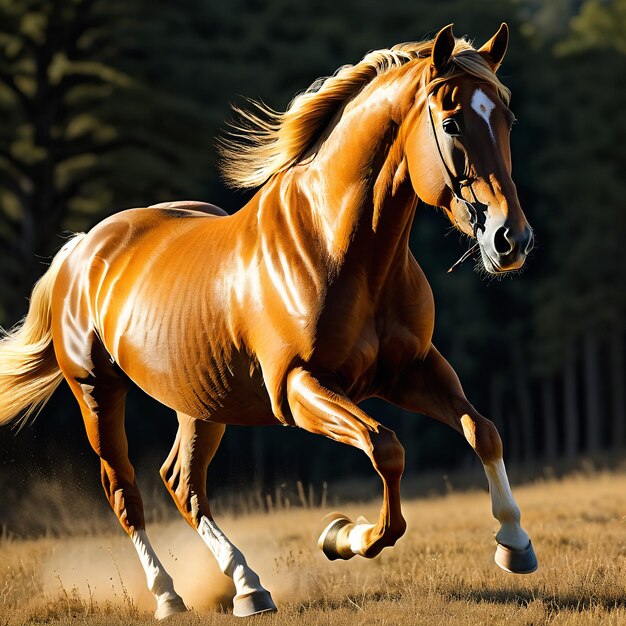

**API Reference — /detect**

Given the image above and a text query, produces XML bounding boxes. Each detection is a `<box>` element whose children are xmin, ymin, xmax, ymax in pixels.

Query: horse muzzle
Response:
<box><xmin>478</xmin><ymin>223</ymin><xmax>534</xmax><ymax>273</ymax></box>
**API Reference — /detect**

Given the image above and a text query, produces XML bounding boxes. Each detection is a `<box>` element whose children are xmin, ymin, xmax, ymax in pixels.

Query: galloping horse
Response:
<box><xmin>0</xmin><ymin>24</ymin><xmax>536</xmax><ymax>617</ymax></box>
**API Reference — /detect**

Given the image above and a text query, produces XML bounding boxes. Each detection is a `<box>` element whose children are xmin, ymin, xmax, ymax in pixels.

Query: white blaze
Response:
<box><xmin>471</xmin><ymin>88</ymin><xmax>496</xmax><ymax>142</ymax></box>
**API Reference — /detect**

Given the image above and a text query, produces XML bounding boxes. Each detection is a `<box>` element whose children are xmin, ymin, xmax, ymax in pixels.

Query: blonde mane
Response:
<box><xmin>219</xmin><ymin>37</ymin><xmax>511</xmax><ymax>189</ymax></box>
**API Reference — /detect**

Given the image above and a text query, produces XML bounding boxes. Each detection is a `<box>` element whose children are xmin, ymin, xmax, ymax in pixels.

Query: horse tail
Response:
<box><xmin>0</xmin><ymin>234</ymin><xmax>86</xmax><ymax>428</ymax></box>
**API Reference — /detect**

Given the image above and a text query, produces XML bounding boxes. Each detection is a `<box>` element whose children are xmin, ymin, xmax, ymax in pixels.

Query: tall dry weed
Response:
<box><xmin>2</xmin><ymin>470</ymin><xmax>626</xmax><ymax>625</ymax></box>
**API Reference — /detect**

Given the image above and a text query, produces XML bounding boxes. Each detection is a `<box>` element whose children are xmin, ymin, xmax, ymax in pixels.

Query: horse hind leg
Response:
<box><xmin>62</xmin><ymin>363</ymin><xmax>187</xmax><ymax>619</ymax></box>
<box><xmin>160</xmin><ymin>413</ymin><xmax>276</xmax><ymax>617</ymax></box>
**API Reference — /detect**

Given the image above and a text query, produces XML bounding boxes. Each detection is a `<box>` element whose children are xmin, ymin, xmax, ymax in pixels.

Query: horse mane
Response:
<box><xmin>218</xmin><ymin>36</ymin><xmax>511</xmax><ymax>190</ymax></box>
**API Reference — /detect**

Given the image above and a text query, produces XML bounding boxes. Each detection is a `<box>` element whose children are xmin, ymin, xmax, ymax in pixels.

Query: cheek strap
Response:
<box><xmin>426</xmin><ymin>95</ymin><xmax>487</xmax><ymax>238</ymax></box>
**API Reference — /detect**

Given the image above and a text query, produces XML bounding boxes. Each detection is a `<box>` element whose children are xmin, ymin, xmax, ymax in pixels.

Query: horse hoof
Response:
<box><xmin>495</xmin><ymin>540</ymin><xmax>538</xmax><ymax>574</ymax></box>
<box><xmin>154</xmin><ymin>595</ymin><xmax>188</xmax><ymax>620</ymax></box>
<box><xmin>318</xmin><ymin>512</ymin><xmax>355</xmax><ymax>561</ymax></box>
<box><xmin>233</xmin><ymin>589</ymin><xmax>277</xmax><ymax>617</ymax></box>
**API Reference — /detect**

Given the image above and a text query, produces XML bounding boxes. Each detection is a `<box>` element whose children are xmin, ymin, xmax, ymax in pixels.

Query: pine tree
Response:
<box><xmin>526</xmin><ymin>0</ymin><xmax>626</xmax><ymax>454</ymax></box>
<box><xmin>0</xmin><ymin>0</ymin><xmax>214</xmax><ymax>322</ymax></box>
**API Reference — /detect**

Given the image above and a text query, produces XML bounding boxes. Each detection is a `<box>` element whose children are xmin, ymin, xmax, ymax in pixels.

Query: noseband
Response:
<box><xmin>426</xmin><ymin>94</ymin><xmax>488</xmax><ymax>238</ymax></box>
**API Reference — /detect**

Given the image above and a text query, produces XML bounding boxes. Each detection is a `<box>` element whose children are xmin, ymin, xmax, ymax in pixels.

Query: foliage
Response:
<box><xmin>527</xmin><ymin>0</ymin><xmax>626</xmax><ymax>374</ymax></box>
<box><xmin>557</xmin><ymin>0</ymin><xmax>626</xmax><ymax>55</ymax></box>
<box><xmin>0</xmin><ymin>0</ymin><xmax>213</xmax><ymax>320</ymax></box>
<box><xmin>0</xmin><ymin>0</ymin><xmax>623</xmax><ymax>480</ymax></box>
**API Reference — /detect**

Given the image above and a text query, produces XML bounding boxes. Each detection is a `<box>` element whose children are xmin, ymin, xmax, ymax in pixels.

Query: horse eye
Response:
<box><xmin>442</xmin><ymin>118</ymin><xmax>461</xmax><ymax>136</ymax></box>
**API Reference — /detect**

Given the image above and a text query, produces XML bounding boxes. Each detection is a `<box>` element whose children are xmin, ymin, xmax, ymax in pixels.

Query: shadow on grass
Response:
<box><xmin>297</xmin><ymin>590</ymin><xmax>403</xmax><ymax>613</ymax></box>
<box><xmin>298</xmin><ymin>587</ymin><xmax>626</xmax><ymax>614</ymax></box>
<box><xmin>447</xmin><ymin>587</ymin><xmax>626</xmax><ymax>612</ymax></box>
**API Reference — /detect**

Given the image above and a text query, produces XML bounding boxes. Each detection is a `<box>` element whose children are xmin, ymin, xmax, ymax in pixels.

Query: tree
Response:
<box><xmin>0</xmin><ymin>0</ymin><xmax>214</xmax><ymax>322</ymax></box>
<box><xmin>524</xmin><ymin>0</ymin><xmax>626</xmax><ymax>454</ymax></box>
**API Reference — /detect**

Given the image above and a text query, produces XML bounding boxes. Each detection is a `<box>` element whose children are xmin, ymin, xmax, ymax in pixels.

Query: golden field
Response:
<box><xmin>2</xmin><ymin>470</ymin><xmax>626</xmax><ymax>625</ymax></box>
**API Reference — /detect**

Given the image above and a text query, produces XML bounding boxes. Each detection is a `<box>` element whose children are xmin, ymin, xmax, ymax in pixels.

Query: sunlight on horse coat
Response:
<box><xmin>0</xmin><ymin>24</ymin><xmax>536</xmax><ymax>618</ymax></box>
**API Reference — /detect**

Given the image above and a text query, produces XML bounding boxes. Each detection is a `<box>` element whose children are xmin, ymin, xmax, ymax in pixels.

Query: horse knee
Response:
<box><xmin>461</xmin><ymin>414</ymin><xmax>503</xmax><ymax>464</ymax></box>
<box><xmin>371</xmin><ymin>428</ymin><xmax>405</xmax><ymax>479</ymax></box>
<box><xmin>160</xmin><ymin>448</ymin><xmax>209</xmax><ymax>528</ymax></box>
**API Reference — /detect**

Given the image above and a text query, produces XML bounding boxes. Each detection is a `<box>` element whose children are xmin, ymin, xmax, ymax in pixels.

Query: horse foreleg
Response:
<box><xmin>387</xmin><ymin>344</ymin><xmax>537</xmax><ymax>574</ymax></box>
<box><xmin>160</xmin><ymin>413</ymin><xmax>276</xmax><ymax>617</ymax></box>
<box><xmin>286</xmin><ymin>367</ymin><xmax>406</xmax><ymax>560</ymax></box>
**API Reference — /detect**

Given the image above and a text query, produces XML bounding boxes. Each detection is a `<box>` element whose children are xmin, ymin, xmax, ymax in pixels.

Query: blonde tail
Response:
<box><xmin>0</xmin><ymin>234</ymin><xmax>86</xmax><ymax>428</ymax></box>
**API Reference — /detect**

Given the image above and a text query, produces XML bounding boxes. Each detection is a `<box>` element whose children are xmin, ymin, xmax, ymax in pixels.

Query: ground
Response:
<box><xmin>2</xmin><ymin>470</ymin><xmax>626</xmax><ymax>625</ymax></box>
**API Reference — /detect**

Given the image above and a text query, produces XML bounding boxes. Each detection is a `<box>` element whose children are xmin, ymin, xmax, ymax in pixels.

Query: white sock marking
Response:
<box><xmin>484</xmin><ymin>459</ymin><xmax>530</xmax><ymax>550</ymax></box>
<box><xmin>198</xmin><ymin>516</ymin><xmax>268</xmax><ymax>598</ymax></box>
<box><xmin>131</xmin><ymin>529</ymin><xmax>183</xmax><ymax>611</ymax></box>
<box><xmin>348</xmin><ymin>522</ymin><xmax>376</xmax><ymax>555</ymax></box>
<box><xmin>471</xmin><ymin>88</ymin><xmax>496</xmax><ymax>142</ymax></box>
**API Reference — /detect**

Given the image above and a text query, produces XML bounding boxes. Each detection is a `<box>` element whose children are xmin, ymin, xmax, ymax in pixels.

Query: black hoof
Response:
<box><xmin>495</xmin><ymin>540</ymin><xmax>538</xmax><ymax>574</ymax></box>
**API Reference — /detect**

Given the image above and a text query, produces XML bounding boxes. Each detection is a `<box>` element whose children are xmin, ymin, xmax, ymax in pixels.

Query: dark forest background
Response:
<box><xmin>0</xmin><ymin>0</ymin><xmax>624</xmax><ymax>527</ymax></box>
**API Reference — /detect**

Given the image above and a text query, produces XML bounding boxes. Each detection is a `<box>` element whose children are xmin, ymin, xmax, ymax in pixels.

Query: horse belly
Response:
<box><xmin>135</xmin><ymin>351</ymin><xmax>279</xmax><ymax>426</ymax></box>
<box><xmin>106</xmin><ymin>308</ymin><xmax>280</xmax><ymax>425</ymax></box>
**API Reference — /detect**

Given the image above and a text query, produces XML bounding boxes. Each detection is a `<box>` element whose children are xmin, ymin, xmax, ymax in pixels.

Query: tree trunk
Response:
<box><xmin>512</xmin><ymin>335</ymin><xmax>534</xmax><ymax>464</ymax></box>
<box><xmin>400</xmin><ymin>408</ymin><xmax>417</xmax><ymax>474</ymax></box>
<box><xmin>563</xmin><ymin>344</ymin><xmax>579</xmax><ymax>459</ymax></box>
<box><xmin>583</xmin><ymin>331</ymin><xmax>602</xmax><ymax>453</ymax></box>
<box><xmin>541</xmin><ymin>376</ymin><xmax>558</xmax><ymax>460</ymax></box>
<box><xmin>610</xmin><ymin>326</ymin><xmax>625</xmax><ymax>449</ymax></box>
<box><xmin>490</xmin><ymin>377</ymin><xmax>515</xmax><ymax>462</ymax></box>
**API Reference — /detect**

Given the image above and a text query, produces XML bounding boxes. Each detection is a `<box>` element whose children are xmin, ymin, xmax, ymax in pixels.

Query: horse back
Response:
<box><xmin>149</xmin><ymin>200</ymin><xmax>229</xmax><ymax>216</ymax></box>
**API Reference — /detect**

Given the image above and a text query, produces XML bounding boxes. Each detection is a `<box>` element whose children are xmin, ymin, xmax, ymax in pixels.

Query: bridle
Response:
<box><xmin>426</xmin><ymin>93</ymin><xmax>488</xmax><ymax>239</ymax></box>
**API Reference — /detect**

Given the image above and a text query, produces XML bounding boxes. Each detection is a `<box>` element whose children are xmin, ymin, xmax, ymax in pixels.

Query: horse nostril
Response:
<box><xmin>493</xmin><ymin>226</ymin><xmax>534</xmax><ymax>257</ymax></box>
<box><xmin>493</xmin><ymin>227</ymin><xmax>513</xmax><ymax>255</ymax></box>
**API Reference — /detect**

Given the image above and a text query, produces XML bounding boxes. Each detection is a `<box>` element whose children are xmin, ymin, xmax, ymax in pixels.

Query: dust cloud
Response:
<box><xmin>41</xmin><ymin>520</ymin><xmax>234</xmax><ymax>611</ymax></box>
<box><xmin>39</xmin><ymin>507</ymin><xmax>334</xmax><ymax>613</ymax></box>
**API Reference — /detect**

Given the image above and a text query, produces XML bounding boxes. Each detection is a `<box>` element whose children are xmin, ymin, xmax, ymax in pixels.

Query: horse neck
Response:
<box><xmin>287</xmin><ymin>74</ymin><xmax>421</xmax><ymax>279</ymax></box>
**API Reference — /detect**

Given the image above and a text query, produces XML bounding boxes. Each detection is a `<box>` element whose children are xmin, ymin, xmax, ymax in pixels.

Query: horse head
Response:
<box><xmin>405</xmin><ymin>23</ymin><xmax>534</xmax><ymax>273</ymax></box>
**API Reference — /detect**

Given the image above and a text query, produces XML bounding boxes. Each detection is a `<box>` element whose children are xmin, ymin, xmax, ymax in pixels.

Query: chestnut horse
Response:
<box><xmin>0</xmin><ymin>24</ymin><xmax>536</xmax><ymax>617</ymax></box>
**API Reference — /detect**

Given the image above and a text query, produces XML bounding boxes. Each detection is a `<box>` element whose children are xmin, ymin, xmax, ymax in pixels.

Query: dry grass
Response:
<box><xmin>3</xmin><ymin>471</ymin><xmax>626</xmax><ymax>625</ymax></box>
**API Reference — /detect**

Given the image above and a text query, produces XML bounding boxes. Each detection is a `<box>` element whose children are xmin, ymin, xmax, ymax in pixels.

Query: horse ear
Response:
<box><xmin>431</xmin><ymin>24</ymin><xmax>456</xmax><ymax>74</ymax></box>
<box><xmin>478</xmin><ymin>23</ymin><xmax>509</xmax><ymax>72</ymax></box>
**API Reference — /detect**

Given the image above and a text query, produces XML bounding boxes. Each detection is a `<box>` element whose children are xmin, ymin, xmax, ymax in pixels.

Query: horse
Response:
<box><xmin>0</xmin><ymin>23</ymin><xmax>537</xmax><ymax>618</ymax></box>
